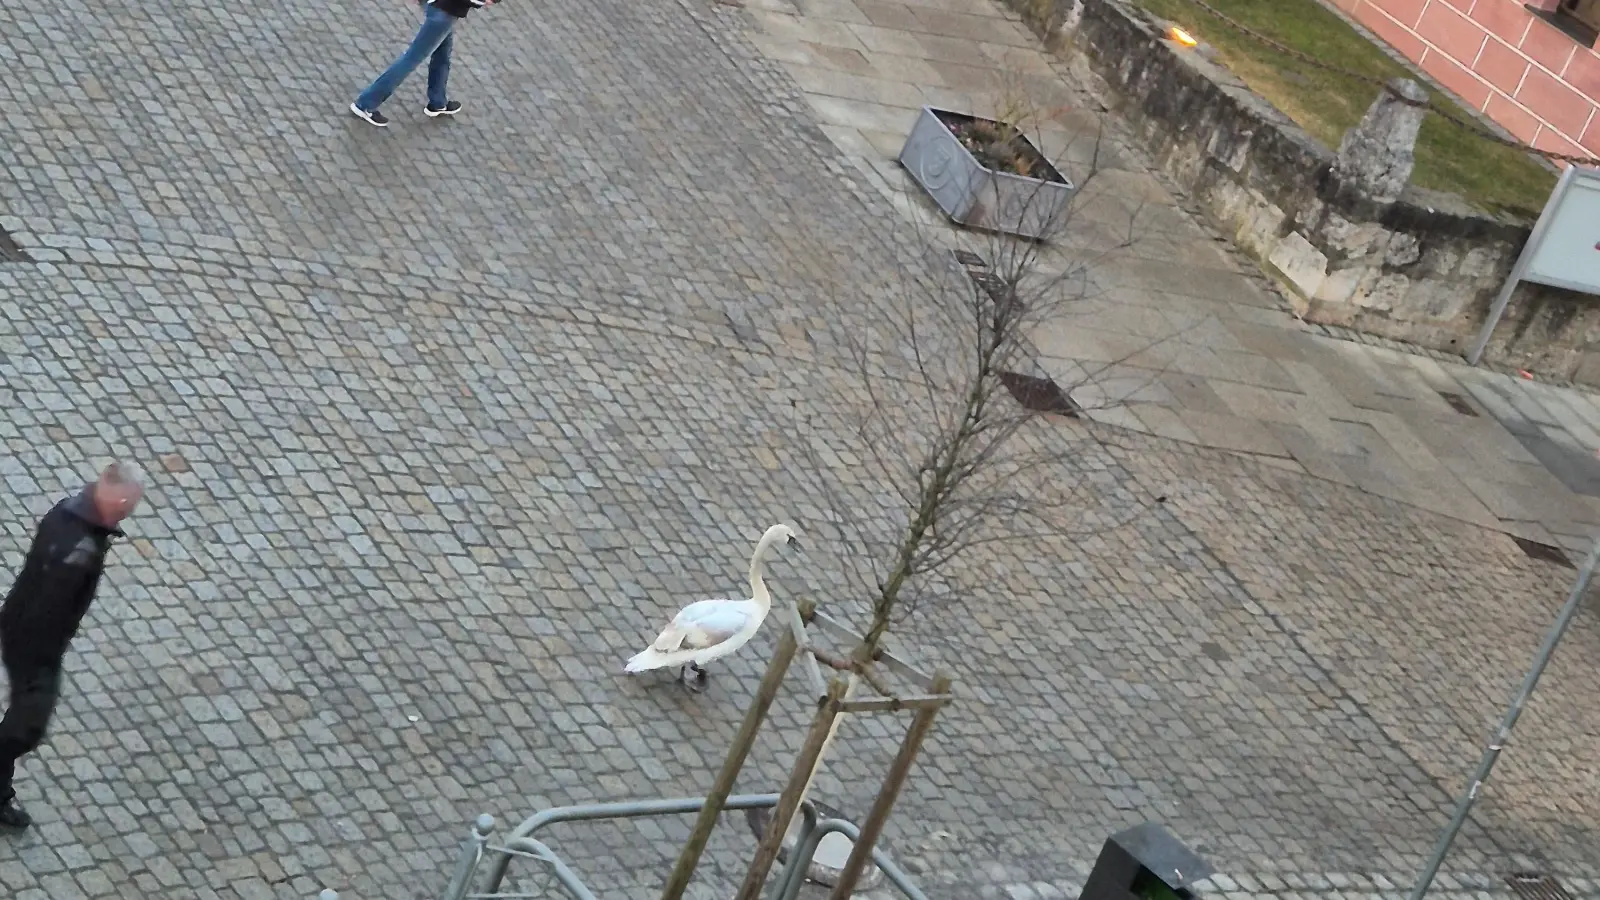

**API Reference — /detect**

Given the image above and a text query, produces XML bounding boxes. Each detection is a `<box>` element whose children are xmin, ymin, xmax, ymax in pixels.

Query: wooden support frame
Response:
<box><xmin>794</xmin><ymin>609</ymin><xmax>945</xmax><ymax>696</ymax></box>
<box><xmin>779</xmin><ymin>593</ymin><xmax>829</xmax><ymax>698</ymax></box>
<box><xmin>733</xmin><ymin>677</ymin><xmax>850</xmax><ymax>900</ymax></box>
<box><xmin>661</xmin><ymin>595</ymin><xmax>957</xmax><ymax>900</ymax></box>
<box><xmin>736</xmin><ymin>604</ymin><xmax>955</xmax><ymax>899</ymax></box>
<box><xmin>837</xmin><ymin>694</ymin><xmax>950</xmax><ymax>713</ymax></box>
<box><xmin>829</xmin><ymin>672</ymin><xmax>953</xmax><ymax>899</ymax></box>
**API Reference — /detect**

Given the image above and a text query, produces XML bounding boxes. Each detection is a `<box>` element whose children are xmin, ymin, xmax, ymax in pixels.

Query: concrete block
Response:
<box><xmin>1268</xmin><ymin>231</ymin><xmax>1328</xmax><ymax>299</ymax></box>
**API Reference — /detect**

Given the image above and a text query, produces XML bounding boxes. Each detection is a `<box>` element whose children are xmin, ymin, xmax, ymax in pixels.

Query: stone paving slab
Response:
<box><xmin>740</xmin><ymin>0</ymin><xmax>1600</xmax><ymax>563</ymax></box>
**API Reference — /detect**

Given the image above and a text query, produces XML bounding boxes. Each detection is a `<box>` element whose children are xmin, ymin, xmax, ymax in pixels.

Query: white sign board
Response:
<box><xmin>1468</xmin><ymin>165</ymin><xmax>1600</xmax><ymax>366</ymax></box>
<box><xmin>1524</xmin><ymin>166</ymin><xmax>1600</xmax><ymax>293</ymax></box>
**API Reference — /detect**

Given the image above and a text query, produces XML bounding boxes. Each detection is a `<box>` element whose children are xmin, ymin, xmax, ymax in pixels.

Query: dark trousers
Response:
<box><xmin>0</xmin><ymin>652</ymin><xmax>60</xmax><ymax>804</ymax></box>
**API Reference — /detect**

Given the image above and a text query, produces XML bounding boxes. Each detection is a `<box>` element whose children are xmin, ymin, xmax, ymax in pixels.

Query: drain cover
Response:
<box><xmin>998</xmin><ymin>371</ymin><xmax>1079</xmax><ymax>416</ymax></box>
<box><xmin>1437</xmin><ymin>391</ymin><xmax>1479</xmax><ymax>417</ymax></box>
<box><xmin>1507</xmin><ymin>873</ymin><xmax>1575</xmax><ymax>900</ymax></box>
<box><xmin>970</xmin><ymin>271</ymin><xmax>1014</xmax><ymax>304</ymax></box>
<box><xmin>948</xmin><ymin>248</ymin><xmax>1023</xmax><ymax>315</ymax></box>
<box><xmin>951</xmin><ymin>248</ymin><xmax>987</xmax><ymax>268</ymax></box>
<box><xmin>1510</xmin><ymin>536</ymin><xmax>1574</xmax><ymax>569</ymax></box>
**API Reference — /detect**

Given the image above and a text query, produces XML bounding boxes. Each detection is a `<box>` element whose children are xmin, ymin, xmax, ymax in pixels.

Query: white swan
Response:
<box><xmin>624</xmin><ymin>523</ymin><xmax>799</xmax><ymax>692</ymax></box>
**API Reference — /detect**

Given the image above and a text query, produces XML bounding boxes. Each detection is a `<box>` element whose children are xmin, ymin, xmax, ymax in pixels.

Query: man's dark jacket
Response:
<box><xmin>0</xmin><ymin>492</ymin><xmax>120</xmax><ymax>671</ymax></box>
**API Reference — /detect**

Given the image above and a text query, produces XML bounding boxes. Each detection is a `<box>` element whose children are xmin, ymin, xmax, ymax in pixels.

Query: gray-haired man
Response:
<box><xmin>0</xmin><ymin>463</ymin><xmax>143</xmax><ymax>829</ymax></box>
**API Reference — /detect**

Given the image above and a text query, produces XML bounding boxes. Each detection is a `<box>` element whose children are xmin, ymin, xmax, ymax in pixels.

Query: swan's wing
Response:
<box><xmin>650</xmin><ymin>599</ymin><xmax>748</xmax><ymax>651</ymax></box>
<box><xmin>680</xmin><ymin>607</ymin><xmax>750</xmax><ymax>645</ymax></box>
<box><xmin>674</xmin><ymin>598</ymin><xmax>739</xmax><ymax>625</ymax></box>
<box><xmin>625</xmin><ymin>599</ymin><xmax>762</xmax><ymax>673</ymax></box>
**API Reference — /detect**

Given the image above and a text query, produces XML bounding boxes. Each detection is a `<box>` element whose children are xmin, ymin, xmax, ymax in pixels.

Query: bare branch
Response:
<box><xmin>773</xmin><ymin>76</ymin><xmax>1191</xmax><ymax>676</ymax></box>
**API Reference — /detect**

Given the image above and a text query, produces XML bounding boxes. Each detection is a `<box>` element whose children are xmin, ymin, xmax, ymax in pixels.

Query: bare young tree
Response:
<box><xmin>666</xmin><ymin>80</ymin><xmax>1186</xmax><ymax>900</ymax></box>
<box><xmin>795</xmin><ymin>114</ymin><xmax>1165</xmax><ymax>679</ymax></box>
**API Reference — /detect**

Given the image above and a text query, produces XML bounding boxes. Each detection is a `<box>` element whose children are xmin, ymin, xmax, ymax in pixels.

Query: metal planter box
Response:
<box><xmin>898</xmin><ymin>106</ymin><xmax>1075</xmax><ymax>241</ymax></box>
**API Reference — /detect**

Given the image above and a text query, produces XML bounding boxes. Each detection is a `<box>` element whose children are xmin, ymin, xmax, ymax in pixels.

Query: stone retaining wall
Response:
<box><xmin>1006</xmin><ymin>0</ymin><xmax>1600</xmax><ymax>384</ymax></box>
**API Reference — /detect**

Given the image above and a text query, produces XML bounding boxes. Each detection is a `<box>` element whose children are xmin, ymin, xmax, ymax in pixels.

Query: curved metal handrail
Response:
<box><xmin>448</xmin><ymin>793</ymin><xmax>927</xmax><ymax>900</ymax></box>
<box><xmin>481</xmin><ymin>793</ymin><xmax>787</xmax><ymax>893</ymax></box>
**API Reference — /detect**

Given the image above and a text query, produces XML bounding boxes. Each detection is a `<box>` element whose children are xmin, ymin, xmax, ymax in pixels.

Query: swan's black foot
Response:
<box><xmin>679</xmin><ymin>663</ymin><xmax>709</xmax><ymax>693</ymax></box>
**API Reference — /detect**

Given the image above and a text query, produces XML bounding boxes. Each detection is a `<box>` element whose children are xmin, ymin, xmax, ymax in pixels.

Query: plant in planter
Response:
<box><xmin>950</xmin><ymin>115</ymin><xmax>1045</xmax><ymax>178</ymax></box>
<box><xmin>660</xmin><ymin>127</ymin><xmax>1176</xmax><ymax>900</ymax></box>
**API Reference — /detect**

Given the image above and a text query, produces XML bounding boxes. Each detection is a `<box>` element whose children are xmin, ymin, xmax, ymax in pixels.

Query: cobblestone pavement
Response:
<box><xmin>4</xmin><ymin>0</ymin><xmax>1600</xmax><ymax>899</ymax></box>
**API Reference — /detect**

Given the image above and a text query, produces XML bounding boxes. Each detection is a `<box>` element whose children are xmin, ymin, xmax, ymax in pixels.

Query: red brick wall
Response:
<box><xmin>1328</xmin><ymin>0</ymin><xmax>1600</xmax><ymax>158</ymax></box>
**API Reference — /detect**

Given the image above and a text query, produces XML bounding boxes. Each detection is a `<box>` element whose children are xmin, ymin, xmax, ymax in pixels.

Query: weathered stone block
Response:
<box><xmin>1205</xmin><ymin>125</ymin><xmax>1254</xmax><ymax>173</ymax></box>
<box><xmin>1316</xmin><ymin>212</ymin><xmax>1389</xmax><ymax>259</ymax></box>
<box><xmin>1268</xmin><ymin>231</ymin><xmax>1329</xmax><ymax>298</ymax></box>
<box><xmin>1352</xmin><ymin>273</ymin><xmax>1409</xmax><ymax>312</ymax></box>
<box><xmin>1420</xmin><ymin>244</ymin><xmax>1463</xmax><ymax>278</ymax></box>
<box><xmin>1402</xmin><ymin>278</ymin><xmax>1472</xmax><ymax>320</ymax></box>
<box><xmin>1214</xmin><ymin>183</ymin><xmax>1285</xmax><ymax>259</ymax></box>
<box><xmin>1316</xmin><ymin>267</ymin><xmax>1366</xmax><ymax>305</ymax></box>
<box><xmin>1331</xmin><ymin>78</ymin><xmax>1428</xmax><ymax>206</ymax></box>
<box><xmin>1384</xmin><ymin>233</ymin><xmax>1421</xmax><ymax>267</ymax></box>
<box><xmin>1575</xmin><ymin>352</ymin><xmax>1600</xmax><ymax>388</ymax></box>
<box><xmin>1460</xmin><ymin>246</ymin><xmax>1499</xmax><ymax>280</ymax></box>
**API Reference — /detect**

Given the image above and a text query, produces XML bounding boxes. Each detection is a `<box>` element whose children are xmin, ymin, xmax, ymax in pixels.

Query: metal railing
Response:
<box><xmin>772</xmin><ymin>814</ymin><xmax>926</xmax><ymax>900</ymax></box>
<box><xmin>437</xmin><ymin>792</ymin><xmax>930</xmax><ymax>900</ymax></box>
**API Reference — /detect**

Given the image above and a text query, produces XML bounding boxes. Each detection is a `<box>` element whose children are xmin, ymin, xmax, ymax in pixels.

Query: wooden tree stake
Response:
<box><xmin>734</xmin><ymin>676</ymin><xmax>850</xmax><ymax>900</ymax></box>
<box><xmin>659</xmin><ymin>625</ymin><xmax>801</xmax><ymax>900</ymax></box>
<box><xmin>827</xmin><ymin>672</ymin><xmax>952</xmax><ymax>900</ymax></box>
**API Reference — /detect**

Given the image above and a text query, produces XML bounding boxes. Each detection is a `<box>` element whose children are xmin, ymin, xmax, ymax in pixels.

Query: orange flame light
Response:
<box><xmin>1169</xmin><ymin>25</ymin><xmax>1199</xmax><ymax>48</ymax></box>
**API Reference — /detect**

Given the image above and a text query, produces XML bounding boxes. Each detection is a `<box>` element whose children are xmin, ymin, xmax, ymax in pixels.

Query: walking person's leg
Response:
<box><xmin>0</xmin><ymin>667</ymin><xmax>62</xmax><ymax>829</ymax></box>
<box><xmin>351</xmin><ymin>5</ymin><xmax>457</xmax><ymax>126</ymax></box>
<box><xmin>0</xmin><ymin>650</ymin><xmax>22</xmax><ymax>812</ymax></box>
<box><xmin>424</xmin><ymin>30</ymin><xmax>459</xmax><ymax>116</ymax></box>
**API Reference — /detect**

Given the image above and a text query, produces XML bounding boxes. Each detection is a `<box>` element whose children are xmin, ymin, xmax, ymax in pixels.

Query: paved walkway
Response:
<box><xmin>0</xmin><ymin>0</ymin><xmax>1599</xmax><ymax>898</ymax></box>
<box><xmin>741</xmin><ymin>0</ymin><xmax>1600</xmax><ymax>560</ymax></box>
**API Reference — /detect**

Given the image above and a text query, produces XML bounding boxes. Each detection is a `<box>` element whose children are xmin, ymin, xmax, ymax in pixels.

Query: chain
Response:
<box><xmin>1171</xmin><ymin>0</ymin><xmax>1600</xmax><ymax>166</ymax></box>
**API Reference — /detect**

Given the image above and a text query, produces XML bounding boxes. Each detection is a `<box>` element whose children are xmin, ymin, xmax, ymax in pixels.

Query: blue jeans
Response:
<box><xmin>355</xmin><ymin>3</ymin><xmax>455</xmax><ymax>112</ymax></box>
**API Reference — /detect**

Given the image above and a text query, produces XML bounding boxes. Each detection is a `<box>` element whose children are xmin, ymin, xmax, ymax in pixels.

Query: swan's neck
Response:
<box><xmin>746</xmin><ymin>528</ymin><xmax>784</xmax><ymax>612</ymax></box>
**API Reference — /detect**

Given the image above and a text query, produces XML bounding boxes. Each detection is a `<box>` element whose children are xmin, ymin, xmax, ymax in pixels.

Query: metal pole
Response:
<box><xmin>485</xmin><ymin>794</ymin><xmax>784</xmax><ymax>893</ymax></box>
<box><xmin>660</xmin><ymin>628</ymin><xmax>800</xmax><ymax>900</ymax></box>
<box><xmin>828</xmin><ymin>673</ymin><xmax>952</xmax><ymax>900</ymax></box>
<box><xmin>734</xmin><ymin>676</ymin><xmax>850</xmax><ymax>900</ymax></box>
<box><xmin>1466</xmin><ymin>164</ymin><xmax>1575</xmax><ymax>366</ymax></box>
<box><xmin>440</xmin><ymin>814</ymin><xmax>495</xmax><ymax>900</ymax></box>
<box><xmin>771</xmin><ymin>804</ymin><xmax>822</xmax><ymax>900</ymax></box>
<box><xmin>1407</xmin><ymin>537</ymin><xmax>1600</xmax><ymax>900</ymax></box>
